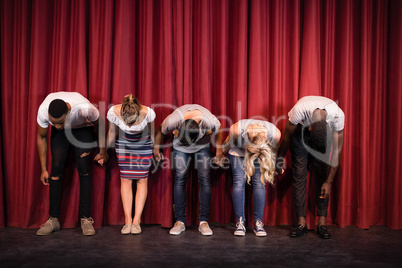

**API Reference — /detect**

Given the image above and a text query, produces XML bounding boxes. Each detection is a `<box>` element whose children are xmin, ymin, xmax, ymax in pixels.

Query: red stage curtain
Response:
<box><xmin>0</xmin><ymin>108</ymin><xmax>3</xmax><ymax>227</ymax></box>
<box><xmin>0</xmin><ymin>0</ymin><xmax>401</xmax><ymax>230</ymax></box>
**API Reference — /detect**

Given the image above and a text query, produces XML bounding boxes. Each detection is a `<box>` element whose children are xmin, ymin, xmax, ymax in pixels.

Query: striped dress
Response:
<box><xmin>107</xmin><ymin>105</ymin><xmax>156</xmax><ymax>180</ymax></box>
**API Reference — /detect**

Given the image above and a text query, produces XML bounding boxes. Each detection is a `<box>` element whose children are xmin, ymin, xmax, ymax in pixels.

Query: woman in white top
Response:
<box><xmin>222</xmin><ymin>119</ymin><xmax>281</xmax><ymax>236</ymax></box>
<box><xmin>102</xmin><ymin>95</ymin><xmax>155</xmax><ymax>235</ymax></box>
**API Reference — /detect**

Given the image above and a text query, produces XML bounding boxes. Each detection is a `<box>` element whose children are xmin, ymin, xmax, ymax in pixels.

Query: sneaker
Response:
<box><xmin>169</xmin><ymin>221</ymin><xmax>185</xmax><ymax>235</ymax></box>
<box><xmin>234</xmin><ymin>217</ymin><xmax>246</xmax><ymax>236</ymax></box>
<box><xmin>81</xmin><ymin>217</ymin><xmax>95</xmax><ymax>236</ymax></box>
<box><xmin>253</xmin><ymin>220</ymin><xmax>267</xmax><ymax>237</ymax></box>
<box><xmin>131</xmin><ymin>224</ymin><xmax>142</xmax><ymax>235</ymax></box>
<box><xmin>198</xmin><ymin>222</ymin><xmax>213</xmax><ymax>236</ymax></box>
<box><xmin>121</xmin><ymin>224</ymin><xmax>131</xmax><ymax>235</ymax></box>
<box><xmin>36</xmin><ymin>217</ymin><xmax>60</xmax><ymax>236</ymax></box>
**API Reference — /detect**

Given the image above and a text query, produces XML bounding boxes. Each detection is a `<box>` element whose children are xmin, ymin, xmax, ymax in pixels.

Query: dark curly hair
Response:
<box><xmin>310</xmin><ymin>120</ymin><xmax>330</xmax><ymax>152</ymax></box>
<box><xmin>178</xmin><ymin>119</ymin><xmax>200</xmax><ymax>146</ymax></box>
<box><xmin>49</xmin><ymin>99</ymin><xmax>68</xmax><ymax>118</ymax></box>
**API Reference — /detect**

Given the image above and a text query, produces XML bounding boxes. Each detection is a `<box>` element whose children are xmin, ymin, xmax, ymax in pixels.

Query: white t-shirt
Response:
<box><xmin>229</xmin><ymin>119</ymin><xmax>279</xmax><ymax>157</ymax></box>
<box><xmin>161</xmin><ymin>104</ymin><xmax>221</xmax><ymax>153</ymax></box>
<box><xmin>107</xmin><ymin>105</ymin><xmax>156</xmax><ymax>134</ymax></box>
<box><xmin>288</xmin><ymin>96</ymin><xmax>345</xmax><ymax>131</ymax></box>
<box><xmin>37</xmin><ymin>92</ymin><xmax>99</xmax><ymax>129</ymax></box>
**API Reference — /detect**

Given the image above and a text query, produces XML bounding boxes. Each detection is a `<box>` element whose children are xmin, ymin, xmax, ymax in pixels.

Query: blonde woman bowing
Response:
<box><xmin>221</xmin><ymin>119</ymin><xmax>281</xmax><ymax>236</ymax></box>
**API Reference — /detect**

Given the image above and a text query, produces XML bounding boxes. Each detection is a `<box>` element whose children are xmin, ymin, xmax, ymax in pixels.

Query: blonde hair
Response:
<box><xmin>121</xmin><ymin>94</ymin><xmax>141</xmax><ymax>125</ymax></box>
<box><xmin>244</xmin><ymin>133</ymin><xmax>276</xmax><ymax>186</ymax></box>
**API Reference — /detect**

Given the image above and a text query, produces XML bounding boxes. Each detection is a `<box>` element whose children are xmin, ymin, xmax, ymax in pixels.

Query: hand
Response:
<box><xmin>40</xmin><ymin>170</ymin><xmax>50</xmax><ymax>185</ymax></box>
<box><xmin>153</xmin><ymin>148</ymin><xmax>163</xmax><ymax>162</ymax></box>
<box><xmin>212</xmin><ymin>154</ymin><xmax>226</xmax><ymax>167</ymax></box>
<box><xmin>320</xmin><ymin>182</ymin><xmax>332</xmax><ymax>199</ymax></box>
<box><xmin>274</xmin><ymin>167</ymin><xmax>285</xmax><ymax>176</ymax></box>
<box><xmin>275</xmin><ymin>157</ymin><xmax>285</xmax><ymax>175</ymax></box>
<box><xmin>95</xmin><ymin>152</ymin><xmax>109</xmax><ymax>166</ymax></box>
<box><xmin>212</xmin><ymin>154</ymin><xmax>230</xmax><ymax>169</ymax></box>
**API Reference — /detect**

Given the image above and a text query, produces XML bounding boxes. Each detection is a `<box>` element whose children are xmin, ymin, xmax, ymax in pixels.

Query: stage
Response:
<box><xmin>1</xmin><ymin>2</ymin><xmax>402</xmax><ymax>267</ymax></box>
<box><xmin>1</xmin><ymin>224</ymin><xmax>401</xmax><ymax>267</ymax></box>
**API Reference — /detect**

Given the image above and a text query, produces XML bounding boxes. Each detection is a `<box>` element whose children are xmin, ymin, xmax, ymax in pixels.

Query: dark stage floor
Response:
<box><xmin>1</xmin><ymin>224</ymin><xmax>402</xmax><ymax>267</ymax></box>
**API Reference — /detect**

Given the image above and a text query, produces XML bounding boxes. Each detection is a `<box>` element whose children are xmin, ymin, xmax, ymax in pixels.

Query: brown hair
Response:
<box><xmin>121</xmin><ymin>94</ymin><xmax>142</xmax><ymax>125</ymax></box>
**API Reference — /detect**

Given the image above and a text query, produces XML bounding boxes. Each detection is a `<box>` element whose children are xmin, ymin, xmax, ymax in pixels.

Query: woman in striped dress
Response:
<box><xmin>104</xmin><ymin>95</ymin><xmax>155</xmax><ymax>235</ymax></box>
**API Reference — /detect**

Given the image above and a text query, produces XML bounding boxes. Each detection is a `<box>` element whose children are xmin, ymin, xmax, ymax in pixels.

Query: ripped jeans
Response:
<box><xmin>49</xmin><ymin>126</ymin><xmax>94</xmax><ymax>218</ymax></box>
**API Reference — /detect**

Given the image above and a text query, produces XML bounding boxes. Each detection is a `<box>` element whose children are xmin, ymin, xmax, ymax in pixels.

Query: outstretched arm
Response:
<box><xmin>153</xmin><ymin>125</ymin><xmax>168</xmax><ymax>161</ymax></box>
<box><xmin>222</xmin><ymin>123</ymin><xmax>240</xmax><ymax>155</ymax></box>
<box><xmin>276</xmin><ymin>120</ymin><xmax>297</xmax><ymax>174</ymax></box>
<box><xmin>320</xmin><ymin>130</ymin><xmax>344</xmax><ymax>199</ymax></box>
<box><xmin>105</xmin><ymin>122</ymin><xmax>118</xmax><ymax>151</ymax></box>
<box><xmin>96</xmin><ymin>121</ymin><xmax>118</xmax><ymax>166</ymax></box>
<box><xmin>37</xmin><ymin>124</ymin><xmax>49</xmax><ymax>185</ymax></box>
<box><xmin>214</xmin><ymin>127</ymin><xmax>224</xmax><ymax>157</ymax></box>
<box><xmin>271</xmin><ymin>127</ymin><xmax>282</xmax><ymax>151</ymax></box>
<box><xmin>211</xmin><ymin>127</ymin><xmax>227</xmax><ymax>167</ymax></box>
<box><xmin>92</xmin><ymin>116</ymin><xmax>108</xmax><ymax>166</ymax></box>
<box><xmin>211</xmin><ymin>124</ymin><xmax>239</xmax><ymax>167</ymax></box>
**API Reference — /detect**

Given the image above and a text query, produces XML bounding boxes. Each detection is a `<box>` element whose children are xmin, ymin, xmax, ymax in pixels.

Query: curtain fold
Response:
<box><xmin>0</xmin><ymin>99</ymin><xmax>3</xmax><ymax>227</ymax></box>
<box><xmin>386</xmin><ymin>0</ymin><xmax>402</xmax><ymax>230</ymax></box>
<box><xmin>1</xmin><ymin>0</ymin><xmax>400</xmax><ymax>229</ymax></box>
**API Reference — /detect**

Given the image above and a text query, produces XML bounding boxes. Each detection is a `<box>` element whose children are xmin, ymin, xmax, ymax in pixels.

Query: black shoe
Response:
<box><xmin>317</xmin><ymin>225</ymin><xmax>331</xmax><ymax>239</ymax></box>
<box><xmin>290</xmin><ymin>224</ymin><xmax>308</xmax><ymax>238</ymax></box>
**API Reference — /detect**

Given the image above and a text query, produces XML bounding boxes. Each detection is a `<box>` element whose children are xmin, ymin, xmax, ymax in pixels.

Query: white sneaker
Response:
<box><xmin>169</xmin><ymin>221</ymin><xmax>185</xmax><ymax>235</ymax></box>
<box><xmin>234</xmin><ymin>217</ymin><xmax>246</xmax><ymax>236</ymax></box>
<box><xmin>198</xmin><ymin>222</ymin><xmax>213</xmax><ymax>236</ymax></box>
<box><xmin>254</xmin><ymin>220</ymin><xmax>267</xmax><ymax>237</ymax></box>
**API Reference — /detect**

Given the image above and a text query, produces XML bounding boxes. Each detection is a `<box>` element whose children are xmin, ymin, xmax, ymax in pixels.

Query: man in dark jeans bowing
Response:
<box><xmin>153</xmin><ymin>104</ymin><xmax>222</xmax><ymax>236</ymax></box>
<box><xmin>36</xmin><ymin>92</ymin><xmax>108</xmax><ymax>236</ymax></box>
<box><xmin>276</xmin><ymin>96</ymin><xmax>344</xmax><ymax>239</ymax></box>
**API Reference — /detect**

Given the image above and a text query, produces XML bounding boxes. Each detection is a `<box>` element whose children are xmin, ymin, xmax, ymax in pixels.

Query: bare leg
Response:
<box><xmin>133</xmin><ymin>178</ymin><xmax>148</xmax><ymax>225</ymax></box>
<box><xmin>318</xmin><ymin>216</ymin><xmax>326</xmax><ymax>227</ymax></box>
<box><xmin>298</xmin><ymin>216</ymin><xmax>306</xmax><ymax>227</ymax></box>
<box><xmin>121</xmin><ymin>178</ymin><xmax>133</xmax><ymax>225</ymax></box>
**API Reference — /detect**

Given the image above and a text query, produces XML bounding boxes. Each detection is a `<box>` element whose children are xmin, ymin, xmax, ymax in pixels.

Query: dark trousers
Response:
<box><xmin>291</xmin><ymin>125</ymin><xmax>331</xmax><ymax>218</ymax></box>
<box><xmin>49</xmin><ymin>126</ymin><xmax>94</xmax><ymax>218</ymax></box>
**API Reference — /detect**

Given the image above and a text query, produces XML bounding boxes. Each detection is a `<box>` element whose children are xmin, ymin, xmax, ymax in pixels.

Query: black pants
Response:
<box><xmin>290</xmin><ymin>124</ymin><xmax>331</xmax><ymax>218</ymax></box>
<box><xmin>49</xmin><ymin>126</ymin><xmax>94</xmax><ymax>218</ymax></box>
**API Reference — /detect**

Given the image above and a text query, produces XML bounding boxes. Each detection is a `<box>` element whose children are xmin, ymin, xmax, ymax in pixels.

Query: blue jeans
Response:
<box><xmin>230</xmin><ymin>154</ymin><xmax>266</xmax><ymax>223</ymax></box>
<box><xmin>173</xmin><ymin>146</ymin><xmax>212</xmax><ymax>223</ymax></box>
